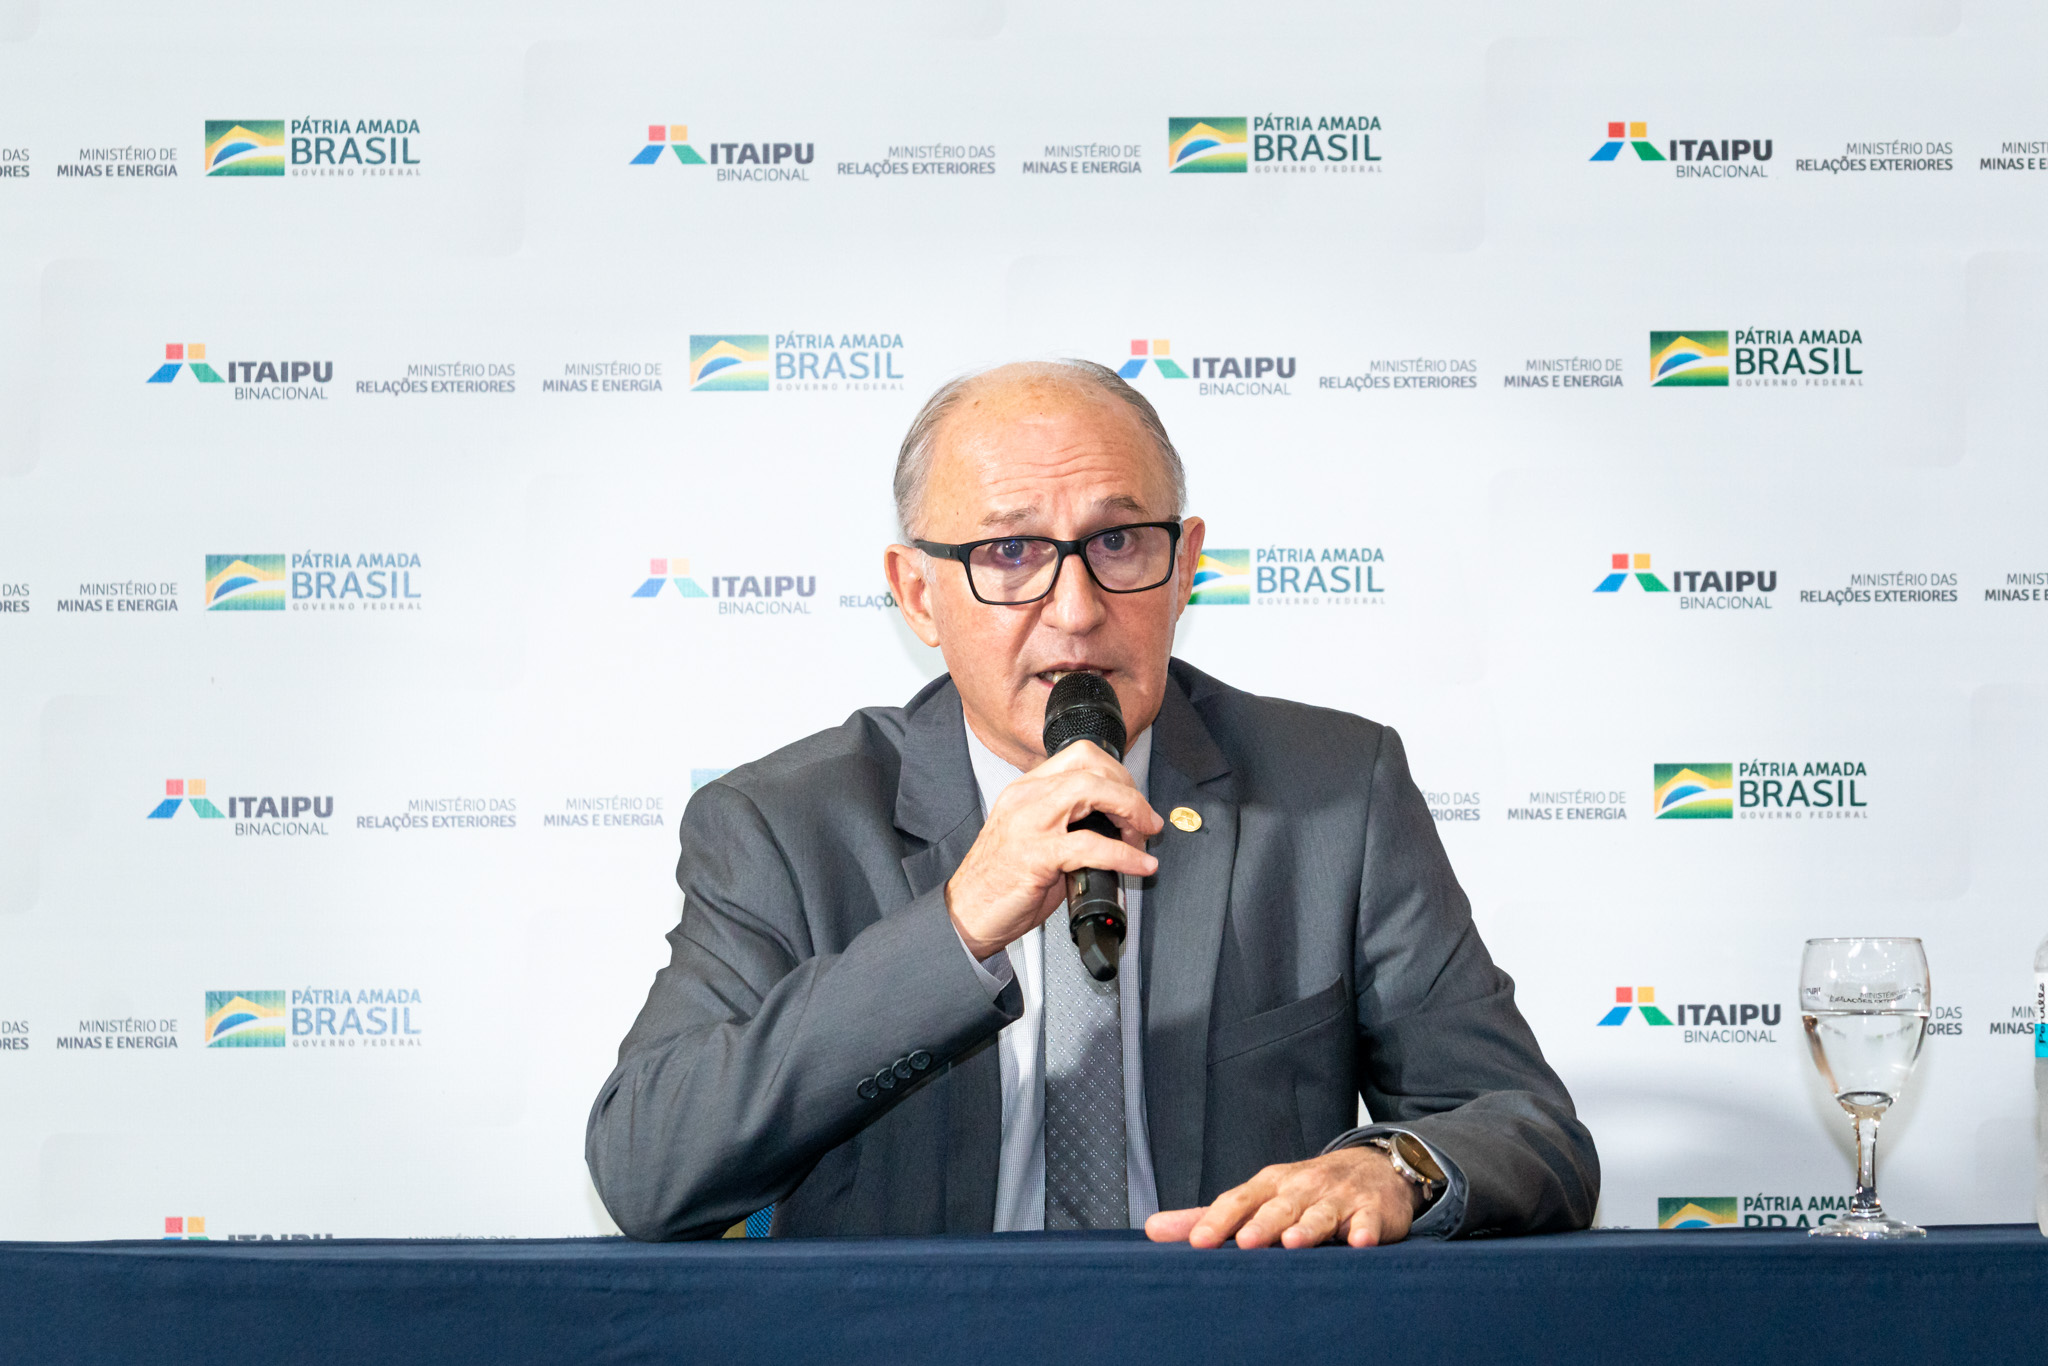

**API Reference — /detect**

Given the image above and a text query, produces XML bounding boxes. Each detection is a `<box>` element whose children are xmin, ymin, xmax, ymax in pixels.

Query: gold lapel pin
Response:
<box><xmin>1169</xmin><ymin>806</ymin><xmax>1202</xmax><ymax>833</ymax></box>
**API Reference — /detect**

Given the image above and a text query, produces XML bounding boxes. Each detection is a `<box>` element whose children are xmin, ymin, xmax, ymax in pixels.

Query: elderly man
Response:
<box><xmin>587</xmin><ymin>360</ymin><xmax>1597</xmax><ymax>1245</ymax></box>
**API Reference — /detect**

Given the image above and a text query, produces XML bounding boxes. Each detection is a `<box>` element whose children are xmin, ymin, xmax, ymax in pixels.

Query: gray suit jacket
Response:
<box><xmin>587</xmin><ymin>659</ymin><xmax>1598</xmax><ymax>1240</ymax></box>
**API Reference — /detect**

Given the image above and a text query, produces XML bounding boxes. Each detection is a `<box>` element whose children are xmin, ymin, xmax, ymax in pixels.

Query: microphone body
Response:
<box><xmin>1042</xmin><ymin>673</ymin><xmax>1130</xmax><ymax>982</ymax></box>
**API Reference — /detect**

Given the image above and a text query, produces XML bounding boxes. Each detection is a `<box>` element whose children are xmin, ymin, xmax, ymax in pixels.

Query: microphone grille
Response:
<box><xmin>1042</xmin><ymin>672</ymin><xmax>1126</xmax><ymax>761</ymax></box>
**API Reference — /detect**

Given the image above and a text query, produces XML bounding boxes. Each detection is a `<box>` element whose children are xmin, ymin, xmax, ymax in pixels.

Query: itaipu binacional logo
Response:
<box><xmin>148</xmin><ymin>779</ymin><xmax>224</xmax><ymax>819</ymax></box>
<box><xmin>1114</xmin><ymin>337</ymin><xmax>1295</xmax><ymax>395</ymax></box>
<box><xmin>1594</xmin><ymin>551</ymin><xmax>1779</xmax><ymax>610</ymax></box>
<box><xmin>627</xmin><ymin>557</ymin><xmax>818</xmax><ymax>614</ymax></box>
<box><xmin>631</xmin><ymin>557</ymin><xmax>711</xmax><ymax>598</ymax></box>
<box><xmin>1603</xmin><ymin>984</ymin><xmax>1784</xmax><ymax>1043</ymax></box>
<box><xmin>1650</xmin><ymin>331</ymin><xmax>1730</xmax><ymax>387</ymax></box>
<box><xmin>204</xmin><ymin>555</ymin><xmax>287</xmax><ymax>611</ymax></box>
<box><xmin>1168</xmin><ymin>118</ymin><xmax>1247</xmax><ymax>173</ymax></box>
<box><xmin>689</xmin><ymin>336</ymin><xmax>771</xmax><ymax>391</ymax></box>
<box><xmin>145</xmin><ymin>343</ymin><xmax>335</xmax><ymax>400</ymax></box>
<box><xmin>205</xmin><ymin>120</ymin><xmax>286</xmax><ymax>176</ymax></box>
<box><xmin>1590</xmin><ymin>120</ymin><xmax>1666</xmax><ymax>162</ymax></box>
<box><xmin>623</xmin><ymin>127</ymin><xmax>815</xmax><ymax>181</ymax></box>
<box><xmin>631</xmin><ymin>124</ymin><xmax>706</xmax><ymax>165</ymax></box>
<box><xmin>1658</xmin><ymin>1197</ymin><xmax>1737</xmax><ymax>1229</ymax></box>
<box><xmin>204</xmin><ymin>991</ymin><xmax>287</xmax><ymax>1047</ymax></box>
<box><xmin>147</xmin><ymin>343</ymin><xmax>223</xmax><ymax>384</ymax></box>
<box><xmin>1654</xmin><ymin>764</ymin><xmax>1734</xmax><ymax>819</ymax></box>
<box><xmin>148</xmin><ymin>782</ymin><xmax>335</xmax><ymax>836</ymax></box>
<box><xmin>1587</xmin><ymin>119</ymin><xmax>1775</xmax><ymax>177</ymax></box>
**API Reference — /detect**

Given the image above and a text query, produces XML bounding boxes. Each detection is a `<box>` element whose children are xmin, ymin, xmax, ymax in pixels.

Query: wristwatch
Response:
<box><xmin>1363</xmin><ymin>1133</ymin><xmax>1447</xmax><ymax>1207</ymax></box>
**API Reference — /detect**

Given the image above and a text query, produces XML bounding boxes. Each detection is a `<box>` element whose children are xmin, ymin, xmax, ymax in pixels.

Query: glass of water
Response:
<box><xmin>1799</xmin><ymin>937</ymin><xmax>1930</xmax><ymax>1238</ymax></box>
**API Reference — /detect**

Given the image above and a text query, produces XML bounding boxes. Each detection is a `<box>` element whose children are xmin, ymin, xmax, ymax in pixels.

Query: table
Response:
<box><xmin>3</xmin><ymin>1225</ymin><xmax>2044</xmax><ymax>1365</ymax></box>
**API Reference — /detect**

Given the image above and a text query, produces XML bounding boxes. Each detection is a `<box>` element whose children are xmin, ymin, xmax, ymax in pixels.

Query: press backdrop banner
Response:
<box><xmin>2</xmin><ymin>1</ymin><xmax>2045</xmax><ymax>1240</ymax></box>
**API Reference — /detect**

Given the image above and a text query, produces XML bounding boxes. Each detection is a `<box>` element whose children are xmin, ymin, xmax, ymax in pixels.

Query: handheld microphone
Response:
<box><xmin>1041</xmin><ymin>671</ymin><xmax>1130</xmax><ymax>983</ymax></box>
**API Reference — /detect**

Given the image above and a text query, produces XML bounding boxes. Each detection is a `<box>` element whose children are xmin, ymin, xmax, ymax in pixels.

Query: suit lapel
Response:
<box><xmin>890</xmin><ymin>677</ymin><xmax>1002</xmax><ymax>1231</ymax></box>
<box><xmin>893</xmin><ymin>674</ymin><xmax>982</xmax><ymax>866</ymax></box>
<box><xmin>1139</xmin><ymin>670</ymin><xmax>1236</xmax><ymax>1212</ymax></box>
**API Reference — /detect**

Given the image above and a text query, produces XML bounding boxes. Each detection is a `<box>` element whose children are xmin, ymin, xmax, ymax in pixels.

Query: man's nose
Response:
<box><xmin>1040</xmin><ymin>549</ymin><xmax>1109</xmax><ymax>633</ymax></box>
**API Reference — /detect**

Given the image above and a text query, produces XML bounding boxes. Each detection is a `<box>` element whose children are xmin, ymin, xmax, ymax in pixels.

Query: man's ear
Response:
<box><xmin>883</xmin><ymin>542</ymin><xmax>943</xmax><ymax>648</ymax></box>
<box><xmin>1170</xmin><ymin>516</ymin><xmax>1207</xmax><ymax>624</ymax></box>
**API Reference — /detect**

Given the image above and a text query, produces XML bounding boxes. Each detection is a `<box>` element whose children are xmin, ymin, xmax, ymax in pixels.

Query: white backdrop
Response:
<box><xmin>3</xmin><ymin>0</ymin><xmax>2046</xmax><ymax>1241</ymax></box>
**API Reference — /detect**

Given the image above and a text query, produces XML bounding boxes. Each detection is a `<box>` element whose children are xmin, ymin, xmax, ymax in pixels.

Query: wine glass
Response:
<box><xmin>1799</xmin><ymin>938</ymin><xmax>1930</xmax><ymax>1239</ymax></box>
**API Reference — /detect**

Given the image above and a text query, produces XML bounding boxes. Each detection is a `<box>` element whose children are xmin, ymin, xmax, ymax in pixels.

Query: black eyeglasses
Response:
<box><xmin>914</xmin><ymin>521</ymin><xmax>1183</xmax><ymax>606</ymax></box>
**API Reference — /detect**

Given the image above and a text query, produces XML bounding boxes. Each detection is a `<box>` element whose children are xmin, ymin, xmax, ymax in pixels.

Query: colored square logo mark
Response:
<box><xmin>1189</xmin><ymin>549</ymin><xmax>1250</xmax><ymax>605</ymax></box>
<box><xmin>1650</xmin><ymin>331</ymin><xmax>1729</xmax><ymax>387</ymax></box>
<box><xmin>148</xmin><ymin>778</ymin><xmax>224</xmax><ymax>820</ymax></box>
<box><xmin>689</xmin><ymin>336</ymin><xmax>770</xmax><ymax>391</ymax></box>
<box><xmin>204</xmin><ymin>991</ymin><xmax>286</xmax><ymax>1047</ymax></box>
<box><xmin>631</xmin><ymin>123</ymin><xmax>705</xmax><ymax>165</ymax></box>
<box><xmin>1169</xmin><ymin>118</ymin><xmax>1247</xmax><ymax>173</ymax></box>
<box><xmin>1118</xmin><ymin>339</ymin><xmax>1188</xmax><ymax>380</ymax></box>
<box><xmin>1598</xmin><ymin>985</ymin><xmax>1674</xmax><ymax>1026</ymax></box>
<box><xmin>204</xmin><ymin>555</ymin><xmax>286</xmax><ymax>611</ymax></box>
<box><xmin>1654</xmin><ymin>763</ymin><xmax>1733</xmax><ymax>819</ymax></box>
<box><xmin>205</xmin><ymin>120</ymin><xmax>285</xmax><ymax>176</ymax></box>
<box><xmin>1658</xmin><ymin>1197</ymin><xmax>1738</xmax><ymax>1229</ymax></box>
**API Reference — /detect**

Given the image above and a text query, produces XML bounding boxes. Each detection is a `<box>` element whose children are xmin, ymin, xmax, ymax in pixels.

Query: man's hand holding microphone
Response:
<box><xmin>944</xmin><ymin>671</ymin><xmax>1162</xmax><ymax>967</ymax></box>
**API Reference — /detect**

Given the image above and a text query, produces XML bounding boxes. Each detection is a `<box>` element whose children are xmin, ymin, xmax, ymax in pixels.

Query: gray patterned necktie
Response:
<box><xmin>1043</xmin><ymin>901</ymin><xmax>1128</xmax><ymax>1230</ymax></box>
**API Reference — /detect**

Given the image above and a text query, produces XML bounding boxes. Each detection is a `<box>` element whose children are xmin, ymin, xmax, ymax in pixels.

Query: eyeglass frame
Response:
<box><xmin>912</xmin><ymin>520</ymin><xmax>1186</xmax><ymax>606</ymax></box>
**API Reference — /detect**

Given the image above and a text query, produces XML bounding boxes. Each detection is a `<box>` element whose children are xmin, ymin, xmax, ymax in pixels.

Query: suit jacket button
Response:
<box><xmin>857</xmin><ymin>1077</ymin><xmax>878</xmax><ymax>1100</ymax></box>
<box><xmin>909</xmin><ymin>1050</ymin><xmax>932</xmax><ymax>1071</ymax></box>
<box><xmin>875</xmin><ymin>1067</ymin><xmax>897</xmax><ymax>1091</ymax></box>
<box><xmin>892</xmin><ymin>1057</ymin><xmax>915</xmax><ymax>1080</ymax></box>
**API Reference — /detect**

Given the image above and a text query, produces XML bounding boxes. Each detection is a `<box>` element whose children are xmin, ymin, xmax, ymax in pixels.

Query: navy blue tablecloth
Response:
<box><xmin>4</xmin><ymin>1225</ymin><xmax>2044</xmax><ymax>1365</ymax></box>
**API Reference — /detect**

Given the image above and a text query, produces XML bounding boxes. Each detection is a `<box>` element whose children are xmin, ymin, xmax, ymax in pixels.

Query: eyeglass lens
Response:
<box><xmin>965</xmin><ymin>525</ymin><xmax>1175</xmax><ymax>603</ymax></box>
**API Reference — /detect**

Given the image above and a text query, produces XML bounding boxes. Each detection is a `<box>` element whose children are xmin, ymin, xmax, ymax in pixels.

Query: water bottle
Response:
<box><xmin>2037</xmin><ymin>933</ymin><xmax>2048</xmax><ymax>1235</ymax></box>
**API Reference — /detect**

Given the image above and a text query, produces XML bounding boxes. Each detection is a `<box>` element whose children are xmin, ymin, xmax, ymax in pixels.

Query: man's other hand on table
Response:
<box><xmin>1144</xmin><ymin>1147</ymin><xmax>1422</xmax><ymax>1249</ymax></box>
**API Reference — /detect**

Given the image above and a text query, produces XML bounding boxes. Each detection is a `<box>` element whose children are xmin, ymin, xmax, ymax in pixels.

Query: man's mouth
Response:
<box><xmin>1033</xmin><ymin>667</ymin><xmax>1107</xmax><ymax>686</ymax></box>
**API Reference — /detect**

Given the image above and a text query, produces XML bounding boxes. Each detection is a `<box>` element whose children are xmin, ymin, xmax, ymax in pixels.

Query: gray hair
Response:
<box><xmin>892</xmin><ymin>359</ymin><xmax>1187</xmax><ymax>539</ymax></box>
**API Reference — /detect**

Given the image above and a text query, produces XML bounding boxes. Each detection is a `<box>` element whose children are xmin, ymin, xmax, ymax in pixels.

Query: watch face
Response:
<box><xmin>1391</xmin><ymin>1134</ymin><xmax>1446</xmax><ymax>1185</ymax></box>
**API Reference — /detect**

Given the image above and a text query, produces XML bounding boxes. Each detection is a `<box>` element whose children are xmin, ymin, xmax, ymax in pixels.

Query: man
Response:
<box><xmin>587</xmin><ymin>361</ymin><xmax>1597</xmax><ymax>1246</ymax></box>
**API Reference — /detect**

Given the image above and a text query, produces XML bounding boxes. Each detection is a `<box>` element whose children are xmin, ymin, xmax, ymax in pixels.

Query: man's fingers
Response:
<box><xmin>1045</xmin><ymin>772</ymin><xmax>1162</xmax><ymax>837</ymax></box>
<box><xmin>1022</xmin><ymin>752</ymin><xmax>1157</xmax><ymax>822</ymax></box>
<box><xmin>1281</xmin><ymin>1199</ymin><xmax>1346</xmax><ymax>1249</ymax></box>
<box><xmin>1144</xmin><ymin>1208</ymin><xmax>1206</xmax><ymax>1243</ymax></box>
<box><xmin>1163</xmin><ymin>1153</ymin><xmax>1415</xmax><ymax>1252</ymax></box>
<box><xmin>1231</xmin><ymin>1194</ymin><xmax>1309</xmax><ymax>1249</ymax></box>
<box><xmin>1038</xmin><ymin>738</ymin><xmax>1133</xmax><ymax>779</ymax></box>
<box><xmin>1158</xmin><ymin>1196</ymin><xmax>1352</xmax><ymax>1249</ymax></box>
<box><xmin>1188</xmin><ymin>1175</ymin><xmax>1279</xmax><ymax>1248</ymax></box>
<box><xmin>1033</xmin><ymin>744</ymin><xmax>1143</xmax><ymax>802</ymax></box>
<box><xmin>1058</xmin><ymin>830</ymin><xmax>1158</xmax><ymax>879</ymax></box>
<box><xmin>1346</xmin><ymin>1207</ymin><xmax>1387</xmax><ymax>1248</ymax></box>
<box><xmin>990</xmin><ymin>743</ymin><xmax>1164</xmax><ymax>843</ymax></box>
